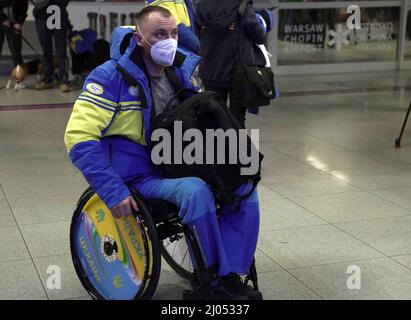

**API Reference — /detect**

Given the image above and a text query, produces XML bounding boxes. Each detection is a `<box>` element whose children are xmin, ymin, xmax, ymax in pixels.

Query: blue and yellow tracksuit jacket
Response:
<box><xmin>64</xmin><ymin>27</ymin><xmax>198</xmax><ymax>209</ymax></box>
<box><xmin>146</xmin><ymin>0</ymin><xmax>200</xmax><ymax>53</ymax></box>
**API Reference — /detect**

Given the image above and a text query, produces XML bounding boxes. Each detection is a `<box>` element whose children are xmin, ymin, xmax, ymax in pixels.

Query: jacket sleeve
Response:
<box><xmin>177</xmin><ymin>23</ymin><xmax>200</xmax><ymax>53</ymax></box>
<box><xmin>64</xmin><ymin>67</ymin><xmax>131</xmax><ymax>209</ymax></box>
<box><xmin>242</xmin><ymin>0</ymin><xmax>266</xmax><ymax>45</ymax></box>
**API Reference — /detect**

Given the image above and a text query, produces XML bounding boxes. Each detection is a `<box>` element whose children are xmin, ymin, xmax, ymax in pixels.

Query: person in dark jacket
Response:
<box><xmin>197</xmin><ymin>0</ymin><xmax>266</xmax><ymax>128</ymax></box>
<box><xmin>0</xmin><ymin>0</ymin><xmax>29</xmax><ymax>67</ymax></box>
<box><xmin>33</xmin><ymin>0</ymin><xmax>71</xmax><ymax>92</ymax></box>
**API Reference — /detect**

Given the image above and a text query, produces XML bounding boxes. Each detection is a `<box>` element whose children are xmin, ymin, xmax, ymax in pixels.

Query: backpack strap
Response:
<box><xmin>165</xmin><ymin>67</ymin><xmax>185</xmax><ymax>93</ymax></box>
<box><xmin>165</xmin><ymin>66</ymin><xmax>197</xmax><ymax>102</ymax></box>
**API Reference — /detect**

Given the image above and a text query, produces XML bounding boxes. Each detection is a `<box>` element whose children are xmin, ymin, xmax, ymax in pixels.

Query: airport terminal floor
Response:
<box><xmin>1</xmin><ymin>70</ymin><xmax>411</xmax><ymax>300</ymax></box>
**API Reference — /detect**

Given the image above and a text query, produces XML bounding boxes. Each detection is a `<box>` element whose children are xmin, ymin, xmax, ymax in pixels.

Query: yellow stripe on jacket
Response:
<box><xmin>65</xmin><ymin>97</ymin><xmax>115</xmax><ymax>154</ymax></box>
<box><xmin>64</xmin><ymin>94</ymin><xmax>146</xmax><ymax>154</ymax></box>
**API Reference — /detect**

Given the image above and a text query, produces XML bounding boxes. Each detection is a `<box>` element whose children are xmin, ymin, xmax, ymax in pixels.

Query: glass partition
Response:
<box><xmin>277</xmin><ymin>7</ymin><xmax>400</xmax><ymax>65</ymax></box>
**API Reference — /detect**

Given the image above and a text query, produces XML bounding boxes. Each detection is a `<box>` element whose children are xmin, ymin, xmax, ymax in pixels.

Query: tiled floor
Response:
<box><xmin>1</xmin><ymin>70</ymin><xmax>411</xmax><ymax>299</ymax></box>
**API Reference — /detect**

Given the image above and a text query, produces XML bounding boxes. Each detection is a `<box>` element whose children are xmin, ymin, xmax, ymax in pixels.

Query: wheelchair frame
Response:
<box><xmin>70</xmin><ymin>186</ymin><xmax>259</xmax><ymax>300</ymax></box>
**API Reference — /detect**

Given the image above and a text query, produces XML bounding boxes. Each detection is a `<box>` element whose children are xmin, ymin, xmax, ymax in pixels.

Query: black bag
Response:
<box><xmin>116</xmin><ymin>62</ymin><xmax>264</xmax><ymax>206</ymax></box>
<box><xmin>233</xmin><ymin>63</ymin><xmax>275</xmax><ymax>108</ymax></box>
<box><xmin>70</xmin><ymin>42</ymin><xmax>110</xmax><ymax>76</ymax></box>
<box><xmin>232</xmin><ymin>0</ymin><xmax>276</xmax><ymax>108</ymax></box>
<box><xmin>152</xmin><ymin>88</ymin><xmax>264</xmax><ymax>205</ymax></box>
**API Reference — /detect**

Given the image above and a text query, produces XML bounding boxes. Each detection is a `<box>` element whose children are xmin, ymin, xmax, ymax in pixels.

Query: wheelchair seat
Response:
<box><xmin>129</xmin><ymin>187</ymin><xmax>179</xmax><ymax>223</ymax></box>
<box><xmin>144</xmin><ymin>198</ymin><xmax>179</xmax><ymax>223</ymax></box>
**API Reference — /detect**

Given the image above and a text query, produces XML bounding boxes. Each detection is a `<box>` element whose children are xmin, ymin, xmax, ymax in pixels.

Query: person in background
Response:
<box><xmin>197</xmin><ymin>0</ymin><xmax>272</xmax><ymax>128</ymax></box>
<box><xmin>0</xmin><ymin>0</ymin><xmax>29</xmax><ymax>68</ymax></box>
<box><xmin>33</xmin><ymin>0</ymin><xmax>71</xmax><ymax>92</ymax></box>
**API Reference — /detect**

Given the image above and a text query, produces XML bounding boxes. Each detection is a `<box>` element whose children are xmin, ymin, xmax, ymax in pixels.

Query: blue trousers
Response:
<box><xmin>132</xmin><ymin>177</ymin><xmax>260</xmax><ymax>277</ymax></box>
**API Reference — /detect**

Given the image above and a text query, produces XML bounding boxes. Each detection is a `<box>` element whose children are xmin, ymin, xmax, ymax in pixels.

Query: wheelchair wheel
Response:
<box><xmin>161</xmin><ymin>228</ymin><xmax>195</xmax><ymax>282</ymax></box>
<box><xmin>70</xmin><ymin>187</ymin><xmax>161</xmax><ymax>300</ymax></box>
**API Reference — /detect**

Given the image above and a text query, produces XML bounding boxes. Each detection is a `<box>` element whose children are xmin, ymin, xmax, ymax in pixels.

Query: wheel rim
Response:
<box><xmin>72</xmin><ymin>194</ymin><xmax>150</xmax><ymax>300</ymax></box>
<box><xmin>162</xmin><ymin>233</ymin><xmax>194</xmax><ymax>274</ymax></box>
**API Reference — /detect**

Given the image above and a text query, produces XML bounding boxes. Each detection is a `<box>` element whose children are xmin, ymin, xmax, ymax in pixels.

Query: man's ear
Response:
<box><xmin>134</xmin><ymin>32</ymin><xmax>143</xmax><ymax>47</ymax></box>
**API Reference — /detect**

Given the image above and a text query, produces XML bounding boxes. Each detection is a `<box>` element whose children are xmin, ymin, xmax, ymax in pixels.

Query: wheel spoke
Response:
<box><xmin>189</xmin><ymin>256</ymin><xmax>193</xmax><ymax>272</ymax></box>
<box><xmin>181</xmin><ymin>248</ymin><xmax>188</xmax><ymax>267</ymax></box>
<box><xmin>171</xmin><ymin>239</ymin><xmax>177</xmax><ymax>258</ymax></box>
<box><xmin>162</xmin><ymin>232</ymin><xmax>194</xmax><ymax>279</ymax></box>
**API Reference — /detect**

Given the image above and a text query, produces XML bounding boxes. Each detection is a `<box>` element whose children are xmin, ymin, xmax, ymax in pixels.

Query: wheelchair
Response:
<box><xmin>70</xmin><ymin>186</ymin><xmax>259</xmax><ymax>300</ymax></box>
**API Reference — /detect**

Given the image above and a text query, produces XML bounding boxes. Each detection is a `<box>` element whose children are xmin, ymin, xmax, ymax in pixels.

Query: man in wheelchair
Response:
<box><xmin>64</xmin><ymin>6</ymin><xmax>262</xmax><ymax>300</ymax></box>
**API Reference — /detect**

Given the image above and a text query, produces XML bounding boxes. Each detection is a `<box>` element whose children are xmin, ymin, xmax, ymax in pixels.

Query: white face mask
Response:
<box><xmin>137</xmin><ymin>25</ymin><xmax>178</xmax><ymax>67</ymax></box>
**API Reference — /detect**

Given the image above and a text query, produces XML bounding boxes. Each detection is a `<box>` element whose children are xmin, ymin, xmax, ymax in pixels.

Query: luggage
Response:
<box><xmin>152</xmin><ymin>87</ymin><xmax>263</xmax><ymax>205</ymax></box>
<box><xmin>116</xmin><ymin>61</ymin><xmax>264</xmax><ymax>206</ymax></box>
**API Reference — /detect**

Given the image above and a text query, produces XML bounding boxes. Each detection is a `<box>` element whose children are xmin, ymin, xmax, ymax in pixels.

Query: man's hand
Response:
<box><xmin>229</xmin><ymin>23</ymin><xmax>236</xmax><ymax>31</ymax></box>
<box><xmin>2</xmin><ymin>20</ymin><xmax>11</xmax><ymax>28</ymax></box>
<box><xmin>13</xmin><ymin>24</ymin><xmax>22</xmax><ymax>32</ymax></box>
<box><xmin>111</xmin><ymin>196</ymin><xmax>139</xmax><ymax>219</ymax></box>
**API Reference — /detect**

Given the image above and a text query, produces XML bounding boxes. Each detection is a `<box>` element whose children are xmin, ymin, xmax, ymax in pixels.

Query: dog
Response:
<box><xmin>5</xmin><ymin>59</ymin><xmax>44</xmax><ymax>91</ymax></box>
<box><xmin>6</xmin><ymin>64</ymin><xmax>28</xmax><ymax>91</ymax></box>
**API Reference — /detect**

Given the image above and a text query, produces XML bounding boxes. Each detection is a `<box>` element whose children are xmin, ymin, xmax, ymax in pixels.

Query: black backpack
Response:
<box><xmin>116</xmin><ymin>63</ymin><xmax>263</xmax><ymax>206</ymax></box>
<box><xmin>152</xmin><ymin>87</ymin><xmax>264</xmax><ymax>206</ymax></box>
